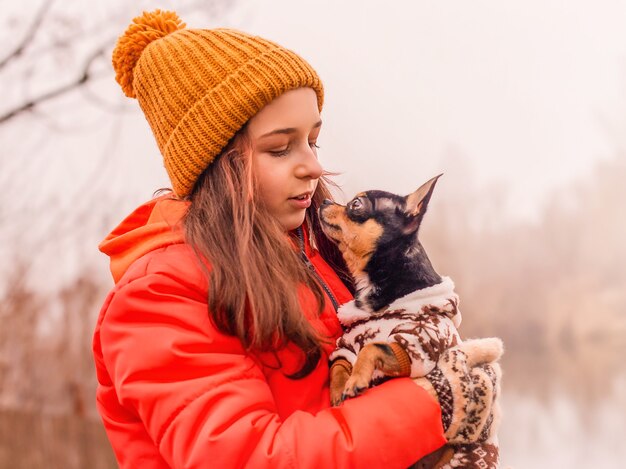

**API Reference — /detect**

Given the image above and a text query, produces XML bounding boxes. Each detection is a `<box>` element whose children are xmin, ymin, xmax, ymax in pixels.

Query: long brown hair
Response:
<box><xmin>183</xmin><ymin>129</ymin><xmax>353</xmax><ymax>378</ymax></box>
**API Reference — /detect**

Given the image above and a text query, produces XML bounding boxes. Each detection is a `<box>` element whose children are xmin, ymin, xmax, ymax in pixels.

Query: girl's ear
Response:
<box><xmin>402</xmin><ymin>173</ymin><xmax>443</xmax><ymax>234</ymax></box>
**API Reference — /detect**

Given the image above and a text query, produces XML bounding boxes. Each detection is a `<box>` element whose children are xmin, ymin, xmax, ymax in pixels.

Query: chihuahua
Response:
<box><xmin>319</xmin><ymin>174</ymin><xmax>467</xmax><ymax>400</ymax></box>
<box><xmin>319</xmin><ymin>175</ymin><xmax>502</xmax><ymax>468</ymax></box>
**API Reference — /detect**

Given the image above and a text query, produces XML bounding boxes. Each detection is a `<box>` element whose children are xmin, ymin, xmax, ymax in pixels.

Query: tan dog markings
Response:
<box><xmin>319</xmin><ymin>204</ymin><xmax>383</xmax><ymax>276</ymax></box>
<box><xmin>329</xmin><ymin>360</ymin><xmax>352</xmax><ymax>407</ymax></box>
<box><xmin>341</xmin><ymin>343</ymin><xmax>404</xmax><ymax>399</ymax></box>
<box><xmin>341</xmin><ymin>219</ymin><xmax>383</xmax><ymax>275</ymax></box>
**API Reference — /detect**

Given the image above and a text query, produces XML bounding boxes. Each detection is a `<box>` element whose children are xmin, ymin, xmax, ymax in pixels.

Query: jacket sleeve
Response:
<box><xmin>99</xmin><ymin>270</ymin><xmax>446</xmax><ymax>469</ymax></box>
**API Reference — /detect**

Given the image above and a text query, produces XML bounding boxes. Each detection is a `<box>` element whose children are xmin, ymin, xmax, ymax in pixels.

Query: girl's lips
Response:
<box><xmin>289</xmin><ymin>194</ymin><xmax>312</xmax><ymax>209</ymax></box>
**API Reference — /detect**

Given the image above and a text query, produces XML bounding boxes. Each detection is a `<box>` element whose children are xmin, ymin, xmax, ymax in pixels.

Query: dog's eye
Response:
<box><xmin>349</xmin><ymin>198</ymin><xmax>363</xmax><ymax>211</ymax></box>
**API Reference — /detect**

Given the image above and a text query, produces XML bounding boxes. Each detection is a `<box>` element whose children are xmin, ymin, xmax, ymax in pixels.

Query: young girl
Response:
<box><xmin>94</xmin><ymin>10</ymin><xmax>500</xmax><ymax>468</ymax></box>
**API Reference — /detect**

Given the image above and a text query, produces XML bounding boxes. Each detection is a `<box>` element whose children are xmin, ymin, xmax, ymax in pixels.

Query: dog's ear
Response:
<box><xmin>402</xmin><ymin>174</ymin><xmax>442</xmax><ymax>234</ymax></box>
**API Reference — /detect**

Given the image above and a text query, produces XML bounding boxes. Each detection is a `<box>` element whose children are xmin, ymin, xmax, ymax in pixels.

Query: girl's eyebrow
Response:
<box><xmin>259</xmin><ymin>120</ymin><xmax>322</xmax><ymax>139</ymax></box>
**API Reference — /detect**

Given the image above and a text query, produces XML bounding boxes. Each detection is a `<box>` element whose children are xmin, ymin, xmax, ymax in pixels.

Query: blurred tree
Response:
<box><xmin>1</xmin><ymin>0</ymin><xmax>235</xmax><ymax>123</ymax></box>
<box><xmin>0</xmin><ymin>0</ymin><xmax>237</xmax><ymax>417</ymax></box>
<box><xmin>423</xmin><ymin>148</ymin><xmax>626</xmax><ymax>406</ymax></box>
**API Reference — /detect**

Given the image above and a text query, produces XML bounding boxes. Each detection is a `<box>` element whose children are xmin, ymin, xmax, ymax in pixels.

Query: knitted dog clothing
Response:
<box><xmin>330</xmin><ymin>277</ymin><xmax>462</xmax><ymax>379</ymax></box>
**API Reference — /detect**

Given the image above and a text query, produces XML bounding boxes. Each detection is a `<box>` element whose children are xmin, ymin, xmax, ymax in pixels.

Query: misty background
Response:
<box><xmin>1</xmin><ymin>0</ymin><xmax>625</xmax><ymax>467</ymax></box>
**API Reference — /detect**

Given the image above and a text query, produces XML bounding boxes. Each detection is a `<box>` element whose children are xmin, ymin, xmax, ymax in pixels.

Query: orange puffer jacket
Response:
<box><xmin>93</xmin><ymin>195</ymin><xmax>446</xmax><ymax>468</ymax></box>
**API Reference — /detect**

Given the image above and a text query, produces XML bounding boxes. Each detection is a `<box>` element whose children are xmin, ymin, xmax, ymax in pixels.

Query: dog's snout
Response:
<box><xmin>322</xmin><ymin>199</ymin><xmax>333</xmax><ymax>206</ymax></box>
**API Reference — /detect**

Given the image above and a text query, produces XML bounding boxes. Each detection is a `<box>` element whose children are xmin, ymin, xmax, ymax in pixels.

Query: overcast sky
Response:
<box><xmin>3</xmin><ymin>0</ymin><xmax>626</xmax><ymax>290</ymax></box>
<box><xmin>8</xmin><ymin>0</ymin><xmax>626</xmax><ymax>221</ymax></box>
<box><xmin>217</xmin><ymin>0</ymin><xmax>626</xmax><ymax>221</ymax></box>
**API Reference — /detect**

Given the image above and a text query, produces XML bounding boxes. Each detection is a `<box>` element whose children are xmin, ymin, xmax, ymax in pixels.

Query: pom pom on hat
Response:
<box><xmin>112</xmin><ymin>9</ymin><xmax>185</xmax><ymax>98</ymax></box>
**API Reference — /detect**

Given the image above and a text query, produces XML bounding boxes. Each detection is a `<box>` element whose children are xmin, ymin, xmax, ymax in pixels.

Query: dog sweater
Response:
<box><xmin>330</xmin><ymin>277</ymin><xmax>462</xmax><ymax>379</ymax></box>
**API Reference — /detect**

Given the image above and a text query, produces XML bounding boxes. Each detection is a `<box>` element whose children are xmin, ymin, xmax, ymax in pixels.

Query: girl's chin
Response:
<box><xmin>278</xmin><ymin>210</ymin><xmax>307</xmax><ymax>232</ymax></box>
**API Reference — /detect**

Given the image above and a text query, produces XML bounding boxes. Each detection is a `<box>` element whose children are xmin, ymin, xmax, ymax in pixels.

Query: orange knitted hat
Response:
<box><xmin>112</xmin><ymin>10</ymin><xmax>324</xmax><ymax>197</ymax></box>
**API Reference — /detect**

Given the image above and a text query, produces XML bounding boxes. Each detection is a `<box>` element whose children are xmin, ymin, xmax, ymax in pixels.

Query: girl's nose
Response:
<box><xmin>296</xmin><ymin>147</ymin><xmax>323</xmax><ymax>179</ymax></box>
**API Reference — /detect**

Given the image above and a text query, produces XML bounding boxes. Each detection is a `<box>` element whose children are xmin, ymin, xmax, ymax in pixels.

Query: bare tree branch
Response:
<box><xmin>0</xmin><ymin>0</ymin><xmax>55</xmax><ymax>70</ymax></box>
<box><xmin>0</xmin><ymin>0</ymin><xmax>237</xmax><ymax>125</ymax></box>
<box><xmin>0</xmin><ymin>42</ymin><xmax>110</xmax><ymax>124</ymax></box>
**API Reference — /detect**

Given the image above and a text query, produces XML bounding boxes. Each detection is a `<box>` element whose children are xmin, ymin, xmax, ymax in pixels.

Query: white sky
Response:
<box><xmin>216</xmin><ymin>0</ymin><xmax>626</xmax><ymax>221</ymax></box>
<box><xmin>3</xmin><ymin>0</ymin><xmax>626</xmax><ymax>290</ymax></box>
<box><xmin>8</xmin><ymin>0</ymin><xmax>626</xmax><ymax>220</ymax></box>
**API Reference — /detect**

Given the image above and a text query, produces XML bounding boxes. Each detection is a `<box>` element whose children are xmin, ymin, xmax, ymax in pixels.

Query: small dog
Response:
<box><xmin>319</xmin><ymin>174</ymin><xmax>502</xmax><ymax>468</ymax></box>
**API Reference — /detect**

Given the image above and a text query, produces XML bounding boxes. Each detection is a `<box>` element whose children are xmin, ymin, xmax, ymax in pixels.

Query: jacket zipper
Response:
<box><xmin>295</xmin><ymin>226</ymin><xmax>340</xmax><ymax>312</ymax></box>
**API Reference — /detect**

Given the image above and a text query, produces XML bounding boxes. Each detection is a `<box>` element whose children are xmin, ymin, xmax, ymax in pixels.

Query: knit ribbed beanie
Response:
<box><xmin>112</xmin><ymin>10</ymin><xmax>324</xmax><ymax>197</ymax></box>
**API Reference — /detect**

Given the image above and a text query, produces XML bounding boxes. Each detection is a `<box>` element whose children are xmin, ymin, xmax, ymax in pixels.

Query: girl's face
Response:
<box><xmin>248</xmin><ymin>87</ymin><xmax>324</xmax><ymax>231</ymax></box>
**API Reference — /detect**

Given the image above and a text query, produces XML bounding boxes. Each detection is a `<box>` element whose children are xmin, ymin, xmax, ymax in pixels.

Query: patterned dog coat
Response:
<box><xmin>330</xmin><ymin>277</ymin><xmax>462</xmax><ymax>380</ymax></box>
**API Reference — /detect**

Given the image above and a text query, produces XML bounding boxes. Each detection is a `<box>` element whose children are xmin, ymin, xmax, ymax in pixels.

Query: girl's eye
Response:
<box><xmin>269</xmin><ymin>147</ymin><xmax>290</xmax><ymax>157</ymax></box>
<box><xmin>309</xmin><ymin>142</ymin><xmax>320</xmax><ymax>149</ymax></box>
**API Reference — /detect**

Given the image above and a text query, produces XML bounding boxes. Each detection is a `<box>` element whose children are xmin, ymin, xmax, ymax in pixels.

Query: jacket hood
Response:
<box><xmin>99</xmin><ymin>194</ymin><xmax>189</xmax><ymax>283</ymax></box>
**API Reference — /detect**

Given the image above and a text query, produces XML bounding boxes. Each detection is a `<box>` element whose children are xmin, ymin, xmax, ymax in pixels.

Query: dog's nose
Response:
<box><xmin>322</xmin><ymin>199</ymin><xmax>333</xmax><ymax>206</ymax></box>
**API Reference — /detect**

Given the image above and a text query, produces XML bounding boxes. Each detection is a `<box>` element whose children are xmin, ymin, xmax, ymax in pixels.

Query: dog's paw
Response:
<box><xmin>342</xmin><ymin>375</ymin><xmax>370</xmax><ymax>400</ymax></box>
<box><xmin>329</xmin><ymin>359</ymin><xmax>353</xmax><ymax>406</ymax></box>
<box><xmin>330</xmin><ymin>388</ymin><xmax>345</xmax><ymax>406</ymax></box>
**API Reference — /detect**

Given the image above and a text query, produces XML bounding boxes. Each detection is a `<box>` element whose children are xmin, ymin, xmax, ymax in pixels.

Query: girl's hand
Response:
<box><xmin>412</xmin><ymin>338</ymin><xmax>503</xmax><ymax>444</ymax></box>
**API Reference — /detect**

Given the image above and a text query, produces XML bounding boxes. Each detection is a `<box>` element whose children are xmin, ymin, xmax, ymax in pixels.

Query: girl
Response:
<box><xmin>94</xmin><ymin>10</ymin><xmax>499</xmax><ymax>468</ymax></box>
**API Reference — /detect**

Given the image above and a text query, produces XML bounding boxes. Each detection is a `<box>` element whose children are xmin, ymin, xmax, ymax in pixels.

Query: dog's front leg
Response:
<box><xmin>330</xmin><ymin>359</ymin><xmax>353</xmax><ymax>406</ymax></box>
<box><xmin>342</xmin><ymin>342</ymin><xmax>409</xmax><ymax>400</ymax></box>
